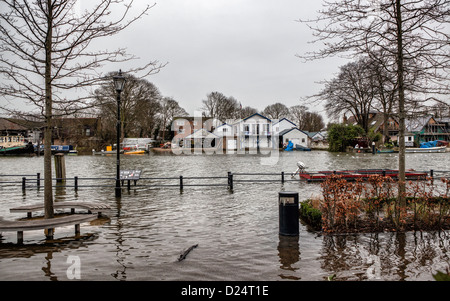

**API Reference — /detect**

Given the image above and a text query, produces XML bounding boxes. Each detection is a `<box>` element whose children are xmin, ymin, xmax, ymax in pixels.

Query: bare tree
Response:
<box><xmin>159</xmin><ymin>97</ymin><xmax>188</xmax><ymax>141</ymax></box>
<box><xmin>0</xmin><ymin>0</ymin><xmax>164</xmax><ymax>219</ymax></box>
<box><xmin>320</xmin><ymin>57</ymin><xmax>377</xmax><ymax>133</ymax></box>
<box><xmin>93</xmin><ymin>74</ymin><xmax>162</xmax><ymax>142</ymax></box>
<box><xmin>202</xmin><ymin>91</ymin><xmax>240</xmax><ymax>122</ymax></box>
<box><xmin>240</xmin><ymin>106</ymin><xmax>258</xmax><ymax>119</ymax></box>
<box><xmin>298</xmin><ymin>0</ymin><xmax>450</xmax><ymax>214</ymax></box>
<box><xmin>262</xmin><ymin>102</ymin><xmax>289</xmax><ymax>119</ymax></box>
<box><xmin>370</xmin><ymin>51</ymin><xmax>398</xmax><ymax>143</ymax></box>
<box><xmin>289</xmin><ymin>105</ymin><xmax>325</xmax><ymax>132</ymax></box>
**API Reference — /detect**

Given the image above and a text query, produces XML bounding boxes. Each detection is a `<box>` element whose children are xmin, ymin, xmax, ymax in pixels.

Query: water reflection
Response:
<box><xmin>278</xmin><ymin>235</ymin><xmax>300</xmax><ymax>280</ymax></box>
<box><xmin>111</xmin><ymin>196</ymin><xmax>127</xmax><ymax>280</ymax></box>
<box><xmin>320</xmin><ymin>231</ymin><xmax>450</xmax><ymax>281</ymax></box>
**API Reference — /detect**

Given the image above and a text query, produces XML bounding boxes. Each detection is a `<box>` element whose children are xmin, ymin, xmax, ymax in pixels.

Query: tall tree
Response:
<box><xmin>202</xmin><ymin>91</ymin><xmax>240</xmax><ymax>122</ymax></box>
<box><xmin>298</xmin><ymin>0</ymin><xmax>450</xmax><ymax>215</ymax></box>
<box><xmin>262</xmin><ymin>102</ymin><xmax>289</xmax><ymax>120</ymax></box>
<box><xmin>289</xmin><ymin>105</ymin><xmax>325</xmax><ymax>132</ymax></box>
<box><xmin>93</xmin><ymin>74</ymin><xmax>162</xmax><ymax>142</ymax></box>
<box><xmin>159</xmin><ymin>97</ymin><xmax>188</xmax><ymax>141</ymax></box>
<box><xmin>0</xmin><ymin>0</ymin><xmax>163</xmax><ymax>218</ymax></box>
<box><xmin>320</xmin><ymin>57</ymin><xmax>376</xmax><ymax>133</ymax></box>
<box><xmin>240</xmin><ymin>106</ymin><xmax>258</xmax><ymax>119</ymax></box>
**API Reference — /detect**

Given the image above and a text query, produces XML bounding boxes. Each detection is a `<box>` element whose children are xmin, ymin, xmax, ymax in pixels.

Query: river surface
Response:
<box><xmin>0</xmin><ymin>150</ymin><xmax>449</xmax><ymax>281</ymax></box>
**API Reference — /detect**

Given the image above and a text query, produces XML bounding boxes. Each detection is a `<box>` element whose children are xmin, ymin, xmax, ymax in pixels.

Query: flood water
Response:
<box><xmin>0</xmin><ymin>150</ymin><xmax>449</xmax><ymax>281</ymax></box>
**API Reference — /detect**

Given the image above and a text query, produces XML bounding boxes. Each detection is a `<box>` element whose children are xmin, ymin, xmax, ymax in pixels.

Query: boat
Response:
<box><xmin>92</xmin><ymin>145</ymin><xmax>122</xmax><ymax>155</ymax></box>
<box><xmin>0</xmin><ymin>135</ymin><xmax>34</xmax><ymax>155</ymax></box>
<box><xmin>124</xmin><ymin>150</ymin><xmax>146</xmax><ymax>155</ymax></box>
<box><xmin>376</xmin><ymin>148</ymin><xmax>396</xmax><ymax>153</ymax></box>
<box><xmin>295</xmin><ymin>144</ymin><xmax>311</xmax><ymax>151</ymax></box>
<box><xmin>68</xmin><ymin>150</ymin><xmax>78</xmax><ymax>155</ymax></box>
<box><xmin>34</xmin><ymin>144</ymin><xmax>75</xmax><ymax>154</ymax></box>
<box><xmin>405</xmin><ymin>140</ymin><xmax>448</xmax><ymax>153</ymax></box>
<box><xmin>0</xmin><ymin>143</ymin><xmax>35</xmax><ymax>155</ymax></box>
<box><xmin>405</xmin><ymin>146</ymin><xmax>447</xmax><ymax>153</ymax></box>
<box><xmin>296</xmin><ymin>168</ymin><xmax>428</xmax><ymax>182</ymax></box>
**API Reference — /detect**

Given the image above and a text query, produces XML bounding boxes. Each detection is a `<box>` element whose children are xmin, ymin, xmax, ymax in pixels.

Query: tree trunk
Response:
<box><xmin>44</xmin><ymin>0</ymin><xmax>54</xmax><ymax>219</ymax></box>
<box><xmin>396</xmin><ymin>0</ymin><xmax>407</xmax><ymax>211</ymax></box>
<box><xmin>383</xmin><ymin>111</ymin><xmax>389</xmax><ymax>144</ymax></box>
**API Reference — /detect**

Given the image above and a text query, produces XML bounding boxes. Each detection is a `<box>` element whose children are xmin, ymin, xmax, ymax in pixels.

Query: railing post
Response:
<box><xmin>228</xmin><ymin>172</ymin><xmax>233</xmax><ymax>191</ymax></box>
<box><xmin>22</xmin><ymin>177</ymin><xmax>26</xmax><ymax>191</ymax></box>
<box><xmin>37</xmin><ymin>173</ymin><xmax>40</xmax><ymax>189</ymax></box>
<box><xmin>74</xmin><ymin>176</ymin><xmax>78</xmax><ymax>191</ymax></box>
<box><xmin>127</xmin><ymin>180</ymin><xmax>131</xmax><ymax>190</ymax></box>
<box><xmin>281</xmin><ymin>171</ymin><xmax>285</xmax><ymax>184</ymax></box>
<box><xmin>180</xmin><ymin>175</ymin><xmax>183</xmax><ymax>191</ymax></box>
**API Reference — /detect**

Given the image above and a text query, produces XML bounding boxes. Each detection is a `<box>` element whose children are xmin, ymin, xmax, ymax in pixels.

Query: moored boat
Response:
<box><xmin>405</xmin><ymin>146</ymin><xmax>447</xmax><ymax>153</ymax></box>
<box><xmin>0</xmin><ymin>143</ymin><xmax>34</xmax><ymax>155</ymax></box>
<box><xmin>124</xmin><ymin>150</ymin><xmax>146</xmax><ymax>155</ymax></box>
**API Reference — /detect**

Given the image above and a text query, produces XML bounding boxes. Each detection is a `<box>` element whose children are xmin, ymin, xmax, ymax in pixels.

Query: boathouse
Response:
<box><xmin>278</xmin><ymin>128</ymin><xmax>310</xmax><ymax>149</ymax></box>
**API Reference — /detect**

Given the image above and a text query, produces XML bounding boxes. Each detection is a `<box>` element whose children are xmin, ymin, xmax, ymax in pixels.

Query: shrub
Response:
<box><xmin>299</xmin><ymin>200</ymin><xmax>322</xmax><ymax>231</ymax></box>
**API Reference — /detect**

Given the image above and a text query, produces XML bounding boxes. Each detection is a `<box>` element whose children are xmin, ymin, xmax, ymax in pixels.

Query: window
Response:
<box><xmin>86</xmin><ymin>128</ymin><xmax>91</xmax><ymax>136</ymax></box>
<box><xmin>302</xmin><ymin>138</ymin><xmax>305</xmax><ymax>143</ymax></box>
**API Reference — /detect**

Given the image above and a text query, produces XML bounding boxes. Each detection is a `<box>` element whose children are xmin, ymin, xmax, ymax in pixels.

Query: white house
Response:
<box><xmin>213</xmin><ymin>123</ymin><xmax>236</xmax><ymax>150</ymax></box>
<box><xmin>273</xmin><ymin>118</ymin><xmax>297</xmax><ymax>134</ymax></box>
<box><xmin>233</xmin><ymin>113</ymin><xmax>273</xmax><ymax>149</ymax></box>
<box><xmin>279</xmin><ymin>128</ymin><xmax>310</xmax><ymax>149</ymax></box>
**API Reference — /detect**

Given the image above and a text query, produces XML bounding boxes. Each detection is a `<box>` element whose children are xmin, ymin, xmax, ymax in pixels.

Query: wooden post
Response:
<box><xmin>22</xmin><ymin>177</ymin><xmax>26</xmax><ymax>191</ymax></box>
<box><xmin>74</xmin><ymin>176</ymin><xmax>78</xmax><ymax>191</ymax></box>
<box><xmin>281</xmin><ymin>171</ymin><xmax>285</xmax><ymax>184</ymax></box>
<box><xmin>17</xmin><ymin>231</ymin><xmax>24</xmax><ymax>244</ymax></box>
<box><xmin>127</xmin><ymin>180</ymin><xmax>131</xmax><ymax>190</ymax></box>
<box><xmin>37</xmin><ymin>173</ymin><xmax>40</xmax><ymax>189</ymax></box>
<box><xmin>54</xmin><ymin>153</ymin><xmax>66</xmax><ymax>183</ymax></box>
<box><xmin>180</xmin><ymin>176</ymin><xmax>183</xmax><ymax>191</ymax></box>
<box><xmin>45</xmin><ymin>228</ymin><xmax>54</xmax><ymax>239</ymax></box>
<box><xmin>75</xmin><ymin>224</ymin><xmax>80</xmax><ymax>235</ymax></box>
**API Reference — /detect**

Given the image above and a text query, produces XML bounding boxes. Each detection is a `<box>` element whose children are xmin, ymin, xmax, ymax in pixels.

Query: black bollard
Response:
<box><xmin>279</xmin><ymin>191</ymin><xmax>299</xmax><ymax>236</ymax></box>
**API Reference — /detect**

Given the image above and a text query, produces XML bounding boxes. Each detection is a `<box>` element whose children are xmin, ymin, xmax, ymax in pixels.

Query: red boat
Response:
<box><xmin>298</xmin><ymin>169</ymin><xmax>428</xmax><ymax>182</ymax></box>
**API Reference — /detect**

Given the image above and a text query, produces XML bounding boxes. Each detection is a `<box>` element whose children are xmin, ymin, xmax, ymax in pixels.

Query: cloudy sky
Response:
<box><xmin>109</xmin><ymin>0</ymin><xmax>349</xmax><ymax>117</ymax></box>
<box><xmin>1</xmin><ymin>0</ymin><xmax>350</xmax><ymax>118</ymax></box>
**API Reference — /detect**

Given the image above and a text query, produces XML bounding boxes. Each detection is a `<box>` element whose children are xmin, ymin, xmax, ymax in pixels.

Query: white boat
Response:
<box><xmin>405</xmin><ymin>146</ymin><xmax>447</xmax><ymax>153</ymax></box>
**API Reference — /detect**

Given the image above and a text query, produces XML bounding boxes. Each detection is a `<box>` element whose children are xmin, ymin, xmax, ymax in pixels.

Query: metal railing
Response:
<box><xmin>1</xmin><ymin>169</ymin><xmax>449</xmax><ymax>193</ymax></box>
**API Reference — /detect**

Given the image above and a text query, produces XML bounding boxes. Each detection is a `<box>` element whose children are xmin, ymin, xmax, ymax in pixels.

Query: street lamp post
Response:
<box><xmin>113</xmin><ymin>70</ymin><xmax>126</xmax><ymax>197</ymax></box>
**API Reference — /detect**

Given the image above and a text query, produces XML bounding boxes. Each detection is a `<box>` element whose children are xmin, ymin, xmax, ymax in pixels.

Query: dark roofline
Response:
<box><xmin>243</xmin><ymin>112</ymin><xmax>272</xmax><ymax>122</ymax></box>
<box><xmin>279</xmin><ymin>127</ymin><xmax>309</xmax><ymax>136</ymax></box>
<box><xmin>272</xmin><ymin>117</ymin><xmax>296</xmax><ymax>126</ymax></box>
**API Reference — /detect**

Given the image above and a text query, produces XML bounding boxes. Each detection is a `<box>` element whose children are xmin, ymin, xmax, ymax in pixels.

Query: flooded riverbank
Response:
<box><xmin>0</xmin><ymin>151</ymin><xmax>449</xmax><ymax>281</ymax></box>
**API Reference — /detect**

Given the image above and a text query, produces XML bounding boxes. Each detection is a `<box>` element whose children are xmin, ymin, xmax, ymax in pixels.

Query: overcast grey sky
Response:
<box><xmin>110</xmin><ymin>0</ymin><xmax>349</xmax><ymax>117</ymax></box>
<box><xmin>1</xmin><ymin>0</ymin><xmax>350</xmax><ymax>118</ymax></box>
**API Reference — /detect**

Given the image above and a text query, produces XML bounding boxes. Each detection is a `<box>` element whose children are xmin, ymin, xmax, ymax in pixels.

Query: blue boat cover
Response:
<box><xmin>420</xmin><ymin>140</ymin><xmax>438</xmax><ymax>148</ymax></box>
<box><xmin>284</xmin><ymin>141</ymin><xmax>294</xmax><ymax>151</ymax></box>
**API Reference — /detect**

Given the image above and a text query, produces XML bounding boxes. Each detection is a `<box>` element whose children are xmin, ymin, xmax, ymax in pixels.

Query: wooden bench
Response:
<box><xmin>0</xmin><ymin>214</ymin><xmax>98</xmax><ymax>243</ymax></box>
<box><xmin>10</xmin><ymin>202</ymin><xmax>111</xmax><ymax>218</ymax></box>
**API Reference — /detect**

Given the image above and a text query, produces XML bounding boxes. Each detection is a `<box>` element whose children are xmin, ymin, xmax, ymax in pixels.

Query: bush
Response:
<box><xmin>327</xmin><ymin>123</ymin><xmax>365</xmax><ymax>152</ymax></box>
<box><xmin>299</xmin><ymin>200</ymin><xmax>322</xmax><ymax>231</ymax></box>
<box><xmin>312</xmin><ymin>175</ymin><xmax>450</xmax><ymax>233</ymax></box>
